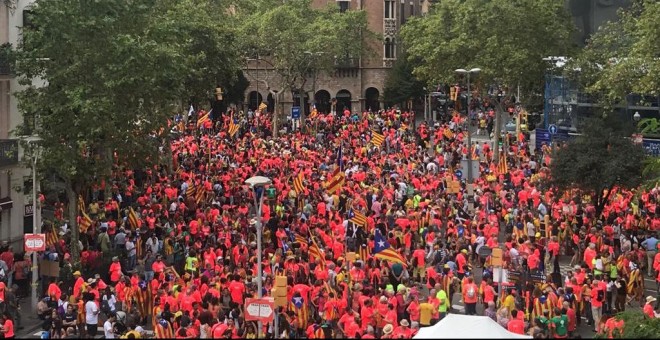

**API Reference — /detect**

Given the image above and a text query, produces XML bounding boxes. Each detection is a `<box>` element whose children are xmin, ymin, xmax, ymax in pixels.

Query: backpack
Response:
<box><xmin>467</xmin><ymin>285</ymin><xmax>476</xmax><ymax>299</ymax></box>
<box><xmin>100</xmin><ymin>298</ymin><xmax>111</xmax><ymax>314</ymax></box>
<box><xmin>596</xmin><ymin>289</ymin><xmax>604</xmax><ymax>302</ymax></box>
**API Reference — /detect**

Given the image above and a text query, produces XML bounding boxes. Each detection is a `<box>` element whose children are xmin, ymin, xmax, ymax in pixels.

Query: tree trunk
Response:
<box><xmin>595</xmin><ymin>184</ymin><xmax>615</xmax><ymax>218</ymax></box>
<box><xmin>65</xmin><ymin>180</ymin><xmax>81</xmax><ymax>265</ymax></box>
<box><xmin>104</xmin><ymin>147</ymin><xmax>113</xmax><ymax>201</ymax></box>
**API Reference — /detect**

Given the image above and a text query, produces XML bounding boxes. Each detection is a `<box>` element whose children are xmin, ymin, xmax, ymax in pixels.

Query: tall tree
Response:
<box><xmin>572</xmin><ymin>0</ymin><xmax>659</xmax><ymax>109</ymax></box>
<box><xmin>400</xmin><ymin>0</ymin><xmax>575</xmax><ymax>158</ymax></box>
<box><xmin>236</xmin><ymin>0</ymin><xmax>370</xmax><ymax>136</ymax></box>
<box><xmin>13</xmin><ymin>0</ymin><xmax>242</xmax><ymax>265</ymax></box>
<box><xmin>549</xmin><ymin>119</ymin><xmax>645</xmax><ymax>218</ymax></box>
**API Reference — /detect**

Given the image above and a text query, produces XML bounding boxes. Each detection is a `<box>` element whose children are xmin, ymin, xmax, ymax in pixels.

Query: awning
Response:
<box><xmin>0</xmin><ymin>197</ymin><xmax>13</xmax><ymax>210</ymax></box>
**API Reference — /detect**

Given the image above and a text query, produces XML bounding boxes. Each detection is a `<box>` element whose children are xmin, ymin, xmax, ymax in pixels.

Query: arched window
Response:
<box><xmin>384</xmin><ymin>38</ymin><xmax>395</xmax><ymax>59</ymax></box>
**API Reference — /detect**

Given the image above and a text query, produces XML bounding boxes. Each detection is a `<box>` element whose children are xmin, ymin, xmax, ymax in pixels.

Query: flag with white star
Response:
<box><xmin>373</xmin><ymin>229</ymin><xmax>406</xmax><ymax>265</ymax></box>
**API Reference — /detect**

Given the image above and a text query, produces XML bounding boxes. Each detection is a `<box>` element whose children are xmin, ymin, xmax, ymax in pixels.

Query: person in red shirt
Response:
<box><xmin>507</xmin><ymin>309</ymin><xmax>525</xmax><ymax>334</ymax></box>
<box><xmin>563</xmin><ymin>301</ymin><xmax>577</xmax><ymax>337</ymax></box>
<box><xmin>643</xmin><ymin>296</ymin><xmax>658</xmax><ymax>319</ymax></box>
<box><xmin>463</xmin><ymin>276</ymin><xmax>479</xmax><ymax>315</ymax></box>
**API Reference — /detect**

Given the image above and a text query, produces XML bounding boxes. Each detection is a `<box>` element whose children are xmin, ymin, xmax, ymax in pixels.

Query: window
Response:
<box><xmin>384</xmin><ymin>0</ymin><xmax>395</xmax><ymax>19</ymax></box>
<box><xmin>338</xmin><ymin>0</ymin><xmax>349</xmax><ymax>13</ymax></box>
<box><xmin>400</xmin><ymin>3</ymin><xmax>406</xmax><ymax>24</ymax></box>
<box><xmin>410</xmin><ymin>2</ymin><xmax>415</xmax><ymax>16</ymax></box>
<box><xmin>384</xmin><ymin>38</ymin><xmax>396</xmax><ymax>59</ymax></box>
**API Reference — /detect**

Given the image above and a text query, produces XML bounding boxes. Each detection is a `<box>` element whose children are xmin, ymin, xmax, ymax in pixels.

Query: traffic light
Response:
<box><xmin>272</xmin><ymin>275</ymin><xmax>287</xmax><ymax>307</ymax></box>
<box><xmin>450</xmin><ymin>87</ymin><xmax>456</xmax><ymax>102</ymax></box>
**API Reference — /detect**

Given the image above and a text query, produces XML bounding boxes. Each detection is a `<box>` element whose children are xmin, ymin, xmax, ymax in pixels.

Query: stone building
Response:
<box><xmin>242</xmin><ymin>0</ymin><xmax>425</xmax><ymax>115</ymax></box>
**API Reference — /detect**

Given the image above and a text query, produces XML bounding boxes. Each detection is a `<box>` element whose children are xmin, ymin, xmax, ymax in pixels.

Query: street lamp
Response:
<box><xmin>21</xmin><ymin>135</ymin><xmax>42</xmax><ymax>309</ymax></box>
<box><xmin>455</xmin><ymin>68</ymin><xmax>481</xmax><ymax>183</ymax></box>
<box><xmin>633</xmin><ymin>111</ymin><xmax>641</xmax><ymax>122</ymax></box>
<box><xmin>244</xmin><ymin>175</ymin><xmax>272</xmax><ymax>338</ymax></box>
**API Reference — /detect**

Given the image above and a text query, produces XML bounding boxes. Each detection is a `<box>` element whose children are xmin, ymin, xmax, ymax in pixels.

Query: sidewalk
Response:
<box><xmin>16</xmin><ymin>297</ymin><xmax>44</xmax><ymax>338</ymax></box>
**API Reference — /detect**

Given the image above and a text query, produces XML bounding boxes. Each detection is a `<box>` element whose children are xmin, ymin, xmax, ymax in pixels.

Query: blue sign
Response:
<box><xmin>535</xmin><ymin>128</ymin><xmax>551</xmax><ymax>151</ymax></box>
<box><xmin>642</xmin><ymin>138</ymin><xmax>660</xmax><ymax>157</ymax></box>
<box><xmin>548</xmin><ymin>124</ymin><xmax>558</xmax><ymax>135</ymax></box>
<box><xmin>455</xmin><ymin>170</ymin><xmax>463</xmax><ymax>179</ymax></box>
<box><xmin>291</xmin><ymin>106</ymin><xmax>301</xmax><ymax>119</ymax></box>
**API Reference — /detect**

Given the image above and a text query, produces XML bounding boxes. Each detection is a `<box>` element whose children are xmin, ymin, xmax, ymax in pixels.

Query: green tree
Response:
<box><xmin>13</xmin><ymin>0</ymin><xmax>242</xmax><ymax>264</ymax></box>
<box><xmin>572</xmin><ymin>0</ymin><xmax>659</xmax><ymax>109</ymax></box>
<box><xmin>549</xmin><ymin>119</ymin><xmax>645</xmax><ymax>217</ymax></box>
<box><xmin>383</xmin><ymin>53</ymin><xmax>426</xmax><ymax>108</ymax></box>
<box><xmin>595</xmin><ymin>311</ymin><xmax>660</xmax><ymax>339</ymax></box>
<box><xmin>236</xmin><ymin>0</ymin><xmax>370</xmax><ymax>136</ymax></box>
<box><xmin>400</xmin><ymin>0</ymin><xmax>575</xmax><ymax>158</ymax></box>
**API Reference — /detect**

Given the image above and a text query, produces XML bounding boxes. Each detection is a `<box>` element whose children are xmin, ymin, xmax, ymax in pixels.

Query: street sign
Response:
<box><xmin>244</xmin><ymin>298</ymin><xmax>275</xmax><ymax>323</ymax></box>
<box><xmin>24</xmin><ymin>233</ymin><xmax>46</xmax><ymax>252</ymax></box>
<box><xmin>548</xmin><ymin>124</ymin><xmax>558</xmax><ymax>135</ymax></box>
<box><xmin>454</xmin><ymin>169</ymin><xmax>463</xmax><ymax>179</ymax></box>
<box><xmin>291</xmin><ymin>106</ymin><xmax>301</xmax><ymax>119</ymax></box>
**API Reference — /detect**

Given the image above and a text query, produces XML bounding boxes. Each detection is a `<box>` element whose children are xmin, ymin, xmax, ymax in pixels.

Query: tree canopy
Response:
<box><xmin>572</xmin><ymin>0</ymin><xmax>660</xmax><ymax>108</ymax></box>
<box><xmin>13</xmin><ymin>0</ymin><xmax>243</xmax><ymax>263</ymax></box>
<box><xmin>400</xmin><ymin>0</ymin><xmax>575</xmax><ymax>100</ymax></box>
<box><xmin>235</xmin><ymin>0</ymin><xmax>370</xmax><ymax>134</ymax></box>
<box><xmin>549</xmin><ymin>119</ymin><xmax>645</xmax><ymax>217</ymax></box>
<box><xmin>383</xmin><ymin>53</ymin><xmax>426</xmax><ymax>108</ymax></box>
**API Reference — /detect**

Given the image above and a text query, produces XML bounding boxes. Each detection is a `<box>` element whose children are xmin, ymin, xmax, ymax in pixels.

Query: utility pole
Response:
<box><xmin>455</xmin><ymin>68</ymin><xmax>481</xmax><ymax>183</ymax></box>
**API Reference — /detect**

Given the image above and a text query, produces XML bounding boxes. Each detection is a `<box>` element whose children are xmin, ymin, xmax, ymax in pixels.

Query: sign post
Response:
<box><xmin>24</xmin><ymin>233</ymin><xmax>46</xmax><ymax>252</ymax></box>
<box><xmin>244</xmin><ymin>297</ymin><xmax>275</xmax><ymax>323</ymax></box>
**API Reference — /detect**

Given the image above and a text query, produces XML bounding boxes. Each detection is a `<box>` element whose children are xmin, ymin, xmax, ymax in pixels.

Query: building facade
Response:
<box><xmin>242</xmin><ymin>0</ymin><xmax>424</xmax><ymax>115</ymax></box>
<box><xmin>1</xmin><ymin>0</ymin><xmax>40</xmax><ymax>249</ymax></box>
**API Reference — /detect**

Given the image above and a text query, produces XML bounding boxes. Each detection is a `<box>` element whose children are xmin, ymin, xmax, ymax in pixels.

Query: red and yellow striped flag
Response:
<box><xmin>196</xmin><ymin>111</ymin><xmax>210</xmax><ymax>128</ymax></box>
<box><xmin>293</xmin><ymin>171</ymin><xmax>305</xmax><ymax>195</ymax></box>
<box><xmin>128</xmin><ymin>207</ymin><xmax>139</xmax><ymax>230</ymax></box>
<box><xmin>309</xmin><ymin>235</ymin><xmax>325</xmax><ymax>268</ymax></box>
<box><xmin>370</xmin><ymin>130</ymin><xmax>385</xmax><ymax>147</ymax></box>
<box><xmin>498</xmin><ymin>154</ymin><xmax>508</xmax><ymax>175</ymax></box>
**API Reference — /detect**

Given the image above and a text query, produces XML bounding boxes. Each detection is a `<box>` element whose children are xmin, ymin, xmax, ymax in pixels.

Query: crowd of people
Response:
<box><xmin>19</xmin><ymin>101</ymin><xmax>660</xmax><ymax>339</ymax></box>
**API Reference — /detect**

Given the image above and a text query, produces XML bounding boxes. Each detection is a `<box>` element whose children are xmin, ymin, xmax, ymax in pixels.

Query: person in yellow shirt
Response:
<box><xmin>419</xmin><ymin>297</ymin><xmax>435</xmax><ymax>326</ymax></box>
<box><xmin>503</xmin><ymin>289</ymin><xmax>517</xmax><ymax>314</ymax></box>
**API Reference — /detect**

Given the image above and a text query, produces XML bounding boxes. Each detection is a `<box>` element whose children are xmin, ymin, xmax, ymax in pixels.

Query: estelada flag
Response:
<box><xmin>348</xmin><ymin>209</ymin><xmax>367</xmax><ymax>227</ymax></box>
<box><xmin>373</xmin><ymin>229</ymin><xmax>406</xmax><ymax>265</ymax></box>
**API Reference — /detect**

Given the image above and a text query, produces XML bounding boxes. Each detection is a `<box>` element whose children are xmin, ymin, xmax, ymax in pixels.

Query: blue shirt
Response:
<box><xmin>642</xmin><ymin>237</ymin><xmax>658</xmax><ymax>251</ymax></box>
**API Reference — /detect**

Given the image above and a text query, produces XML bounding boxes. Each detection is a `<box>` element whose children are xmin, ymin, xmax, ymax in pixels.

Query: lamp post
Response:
<box><xmin>244</xmin><ymin>175</ymin><xmax>272</xmax><ymax>338</ymax></box>
<box><xmin>22</xmin><ymin>135</ymin><xmax>42</xmax><ymax>308</ymax></box>
<box><xmin>455</xmin><ymin>68</ymin><xmax>481</xmax><ymax>183</ymax></box>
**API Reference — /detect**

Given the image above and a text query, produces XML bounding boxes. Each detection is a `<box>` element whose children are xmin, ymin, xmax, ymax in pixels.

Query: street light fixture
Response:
<box><xmin>633</xmin><ymin>111</ymin><xmax>641</xmax><ymax>121</ymax></box>
<box><xmin>454</xmin><ymin>68</ymin><xmax>481</xmax><ymax>183</ymax></box>
<box><xmin>21</xmin><ymin>135</ymin><xmax>42</xmax><ymax>309</ymax></box>
<box><xmin>244</xmin><ymin>175</ymin><xmax>272</xmax><ymax>338</ymax></box>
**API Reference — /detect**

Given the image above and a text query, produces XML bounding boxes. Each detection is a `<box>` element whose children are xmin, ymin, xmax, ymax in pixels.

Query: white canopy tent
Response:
<box><xmin>413</xmin><ymin>314</ymin><xmax>532</xmax><ymax>339</ymax></box>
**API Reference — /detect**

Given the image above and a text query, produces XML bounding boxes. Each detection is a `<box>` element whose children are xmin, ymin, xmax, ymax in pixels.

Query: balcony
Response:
<box><xmin>384</xmin><ymin>18</ymin><xmax>397</xmax><ymax>37</ymax></box>
<box><xmin>334</xmin><ymin>56</ymin><xmax>358</xmax><ymax>69</ymax></box>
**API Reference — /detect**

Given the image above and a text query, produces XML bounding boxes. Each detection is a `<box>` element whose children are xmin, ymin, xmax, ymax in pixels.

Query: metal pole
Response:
<box><xmin>466</xmin><ymin>74</ymin><xmax>473</xmax><ymax>183</ymax></box>
<box><xmin>31</xmin><ymin>149</ymin><xmax>39</xmax><ymax>308</ymax></box>
<box><xmin>254</xmin><ymin>187</ymin><xmax>264</xmax><ymax>338</ymax></box>
<box><xmin>274</xmin><ymin>311</ymin><xmax>279</xmax><ymax>338</ymax></box>
<box><xmin>424</xmin><ymin>92</ymin><xmax>428</xmax><ymax>121</ymax></box>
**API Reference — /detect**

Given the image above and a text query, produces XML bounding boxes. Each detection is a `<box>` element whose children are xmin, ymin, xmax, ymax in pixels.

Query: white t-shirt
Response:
<box><xmin>104</xmin><ymin>319</ymin><xmax>115</xmax><ymax>338</ymax></box>
<box><xmin>85</xmin><ymin>300</ymin><xmax>99</xmax><ymax>325</ymax></box>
